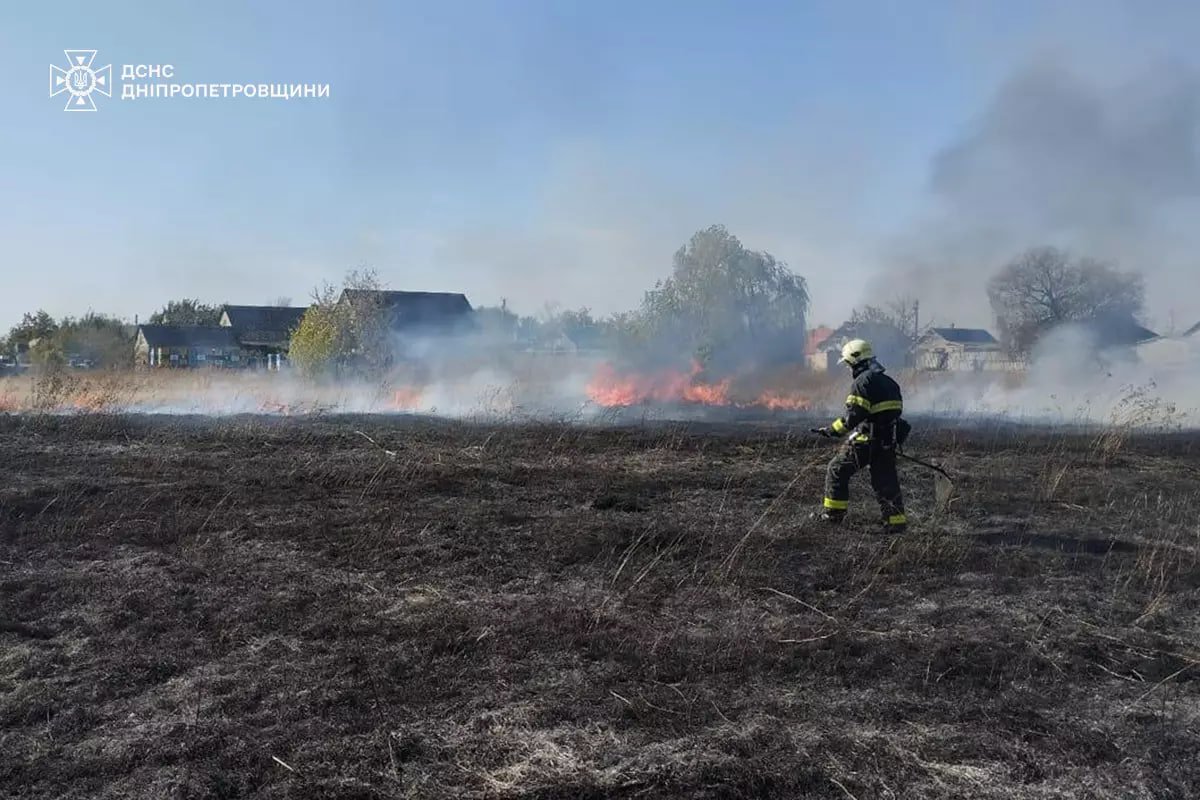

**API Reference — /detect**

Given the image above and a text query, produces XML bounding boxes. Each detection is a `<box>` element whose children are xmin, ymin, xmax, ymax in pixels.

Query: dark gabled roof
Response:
<box><xmin>338</xmin><ymin>290</ymin><xmax>474</xmax><ymax>328</ymax></box>
<box><xmin>137</xmin><ymin>325</ymin><xmax>240</xmax><ymax>349</ymax></box>
<box><xmin>928</xmin><ymin>327</ymin><xmax>999</xmax><ymax>345</ymax></box>
<box><xmin>221</xmin><ymin>305</ymin><xmax>308</xmax><ymax>347</ymax></box>
<box><xmin>221</xmin><ymin>305</ymin><xmax>307</xmax><ymax>333</ymax></box>
<box><xmin>1077</xmin><ymin>313</ymin><xmax>1158</xmax><ymax>348</ymax></box>
<box><xmin>1184</xmin><ymin>320</ymin><xmax>1200</xmax><ymax>338</ymax></box>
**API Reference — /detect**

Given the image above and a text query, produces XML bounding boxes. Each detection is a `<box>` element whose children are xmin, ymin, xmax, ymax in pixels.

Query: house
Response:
<box><xmin>135</xmin><ymin>325</ymin><xmax>242</xmax><ymax>368</ymax></box>
<box><xmin>809</xmin><ymin>324</ymin><xmax>862</xmax><ymax>372</ymax></box>
<box><xmin>815</xmin><ymin>318</ymin><xmax>920</xmax><ymax>371</ymax></box>
<box><xmin>1135</xmin><ymin>335</ymin><xmax>1200</xmax><ymax>369</ymax></box>
<box><xmin>1076</xmin><ymin>313</ymin><xmax>1158</xmax><ymax>350</ymax></box>
<box><xmin>805</xmin><ymin>326</ymin><xmax>836</xmax><ymax>371</ymax></box>
<box><xmin>1126</xmin><ymin>316</ymin><xmax>1196</xmax><ymax>367</ymax></box>
<box><xmin>337</xmin><ymin>290</ymin><xmax>475</xmax><ymax>334</ymax></box>
<box><xmin>916</xmin><ymin>326</ymin><xmax>1016</xmax><ymax>372</ymax></box>
<box><xmin>219</xmin><ymin>305</ymin><xmax>308</xmax><ymax>369</ymax></box>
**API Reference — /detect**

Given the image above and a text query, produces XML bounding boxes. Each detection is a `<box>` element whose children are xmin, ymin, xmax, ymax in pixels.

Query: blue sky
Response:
<box><xmin>3</xmin><ymin>1</ymin><xmax>1200</xmax><ymax>332</ymax></box>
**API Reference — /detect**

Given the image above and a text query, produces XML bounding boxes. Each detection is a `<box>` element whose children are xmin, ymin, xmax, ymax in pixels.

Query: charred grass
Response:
<box><xmin>1</xmin><ymin>414</ymin><xmax>1199</xmax><ymax>798</ymax></box>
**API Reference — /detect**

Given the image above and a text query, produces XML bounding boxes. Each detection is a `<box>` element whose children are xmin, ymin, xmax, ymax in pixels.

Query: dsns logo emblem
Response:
<box><xmin>49</xmin><ymin>50</ymin><xmax>112</xmax><ymax>111</ymax></box>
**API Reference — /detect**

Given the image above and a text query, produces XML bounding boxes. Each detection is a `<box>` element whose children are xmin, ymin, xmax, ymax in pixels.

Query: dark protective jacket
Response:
<box><xmin>829</xmin><ymin>360</ymin><xmax>906</xmax><ymax>443</ymax></box>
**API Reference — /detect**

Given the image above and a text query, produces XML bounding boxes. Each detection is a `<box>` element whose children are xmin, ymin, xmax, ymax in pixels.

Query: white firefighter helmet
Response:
<box><xmin>838</xmin><ymin>338</ymin><xmax>873</xmax><ymax>367</ymax></box>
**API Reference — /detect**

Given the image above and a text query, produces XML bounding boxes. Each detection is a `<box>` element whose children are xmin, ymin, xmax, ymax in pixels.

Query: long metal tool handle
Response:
<box><xmin>896</xmin><ymin>450</ymin><xmax>952</xmax><ymax>479</ymax></box>
<box><xmin>811</xmin><ymin>428</ymin><xmax>950</xmax><ymax>478</ymax></box>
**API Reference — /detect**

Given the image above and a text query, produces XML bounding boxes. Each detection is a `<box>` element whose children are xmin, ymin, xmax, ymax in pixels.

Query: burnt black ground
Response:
<box><xmin>1</xmin><ymin>414</ymin><xmax>1198</xmax><ymax>799</ymax></box>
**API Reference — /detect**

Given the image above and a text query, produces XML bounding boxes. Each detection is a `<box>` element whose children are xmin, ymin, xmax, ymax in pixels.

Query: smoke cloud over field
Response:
<box><xmin>7</xmin><ymin>341</ymin><xmax>1199</xmax><ymax>428</ymax></box>
<box><xmin>892</xmin><ymin>59</ymin><xmax>1200</xmax><ymax>329</ymax></box>
<box><xmin>905</xmin><ymin>329</ymin><xmax>1200</xmax><ymax>427</ymax></box>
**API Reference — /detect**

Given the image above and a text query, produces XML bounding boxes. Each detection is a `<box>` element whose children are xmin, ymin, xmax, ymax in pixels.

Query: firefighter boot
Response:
<box><xmin>810</xmin><ymin>509</ymin><xmax>845</xmax><ymax>525</ymax></box>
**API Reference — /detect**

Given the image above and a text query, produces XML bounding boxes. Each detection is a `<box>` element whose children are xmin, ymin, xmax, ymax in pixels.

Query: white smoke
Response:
<box><xmin>906</xmin><ymin>328</ymin><xmax>1198</xmax><ymax>427</ymax></box>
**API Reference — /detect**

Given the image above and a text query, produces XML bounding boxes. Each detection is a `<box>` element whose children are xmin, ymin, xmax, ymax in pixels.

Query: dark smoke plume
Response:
<box><xmin>893</xmin><ymin>59</ymin><xmax>1200</xmax><ymax>329</ymax></box>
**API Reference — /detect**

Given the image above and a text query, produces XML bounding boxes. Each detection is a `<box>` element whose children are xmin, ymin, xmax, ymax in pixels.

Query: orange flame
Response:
<box><xmin>393</xmin><ymin>387</ymin><xmax>423</xmax><ymax>410</ymax></box>
<box><xmin>586</xmin><ymin>362</ymin><xmax>809</xmax><ymax>411</ymax></box>
<box><xmin>755</xmin><ymin>389</ymin><xmax>811</xmax><ymax>411</ymax></box>
<box><xmin>586</xmin><ymin>362</ymin><xmax>727</xmax><ymax>407</ymax></box>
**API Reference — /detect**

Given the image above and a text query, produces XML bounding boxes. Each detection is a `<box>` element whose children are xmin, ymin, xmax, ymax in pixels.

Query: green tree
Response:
<box><xmin>636</xmin><ymin>225</ymin><xmax>809</xmax><ymax>368</ymax></box>
<box><xmin>988</xmin><ymin>247</ymin><xmax>1145</xmax><ymax>355</ymax></box>
<box><xmin>148</xmin><ymin>299</ymin><xmax>222</xmax><ymax>326</ymax></box>
<box><xmin>474</xmin><ymin>301</ymin><xmax>520</xmax><ymax>342</ymax></box>
<box><xmin>288</xmin><ymin>304</ymin><xmax>343</xmax><ymax>376</ymax></box>
<box><xmin>556</xmin><ymin>308</ymin><xmax>602</xmax><ymax>349</ymax></box>
<box><xmin>288</xmin><ymin>268</ymin><xmax>387</xmax><ymax>376</ymax></box>
<box><xmin>53</xmin><ymin>313</ymin><xmax>133</xmax><ymax>368</ymax></box>
<box><xmin>514</xmin><ymin>314</ymin><xmax>543</xmax><ymax>347</ymax></box>
<box><xmin>604</xmin><ymin>310</ymin><xmax>647</xmax><ymax>353</ymax></box>
<box><xmin>7</xmin><ymin>310</ymin><xmax>59</xmax><ymax>351</ymax></box>
<box><xmin>29</xmin><ymin>339</ymin><xmax>67</xmax><ymax>368</ymax></box>
<box><xmin>523</xmin><ymin>304</ymin><xmax>601</xmax><ymax>350</ymax></box>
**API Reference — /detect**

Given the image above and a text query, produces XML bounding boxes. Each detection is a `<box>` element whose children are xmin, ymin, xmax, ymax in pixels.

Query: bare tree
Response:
<box><xmin>844</xmin><ymin>297</ymin><xmax>925</xmax><ymax>367</ymax></box>
<box><xmin>987</xmin><ymin>247</ymin><xmax>1143</xmax><ymax>354</ymax></box>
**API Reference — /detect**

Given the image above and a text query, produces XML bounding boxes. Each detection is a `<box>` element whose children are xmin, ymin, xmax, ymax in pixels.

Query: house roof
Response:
<box><xmin>805</xmin><ymin>326</ymin><xmax>835</xmax><ymax>355</ymax></box>
<box><xmin>220</xmin><ymin>305</ymin><xmax>308</xmax><ymax>347</ymax></box>
<box><xmin>1077</xmin><ymin>313</ymin><xmax>1158</xmax><ymax>348</ymax></box>
<box><xmin>137</xmin><ymin>325</ymin><xmax>240</xmax><ymax>349</ymax></box>
<box><xmin>338</xmin><ymin>290</ymin><xmax>474</xmax><ymax>328</ymax></box>
<box><xmin>927</xmin><ymin>327</ymin><xmax>999</xmax><ymax>345</ymax></box>
<box><xmin>221</xmin><ymin>305</ymin><xmax>307</xmax><ymax>333</ymax></box>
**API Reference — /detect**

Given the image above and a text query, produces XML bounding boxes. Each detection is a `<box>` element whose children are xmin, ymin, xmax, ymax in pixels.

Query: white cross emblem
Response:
<box><xmin>49</xmin><ymin>50</ymin><xmax>112</xmax><ymax>111</ymax></box>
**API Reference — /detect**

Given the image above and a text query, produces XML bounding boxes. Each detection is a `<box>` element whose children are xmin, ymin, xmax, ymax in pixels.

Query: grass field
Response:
<box><xmin>2</xmin><ymin>413</ymin><xmax>1198</xmax><ymax>798</ymax></box>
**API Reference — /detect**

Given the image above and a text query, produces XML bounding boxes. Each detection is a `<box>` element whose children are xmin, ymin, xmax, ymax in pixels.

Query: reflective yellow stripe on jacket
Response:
<box><xmin>846</xmin><ymin>396</ymin><xmax>904</xmax><ymax>414</ymax></box>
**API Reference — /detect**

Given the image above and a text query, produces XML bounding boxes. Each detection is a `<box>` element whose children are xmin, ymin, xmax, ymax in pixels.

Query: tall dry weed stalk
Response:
<box><xmin>0</xmin><ymin>377</ymin><xmax>24</xmax><ymax>413</ymax></box>
<box><xmin>30</xmin><ymin>366</ymin><xmax>78</xmax><ymax>413</ymax></box>
<box><xmin>1090</xmin><ymin>382</ymin><xmax>1183</xmax><ymax>464</ymax></box>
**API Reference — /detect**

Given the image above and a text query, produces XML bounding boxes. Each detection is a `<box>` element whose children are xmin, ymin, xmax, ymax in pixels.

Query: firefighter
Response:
<box><xmin>813</xmin><ymin>338</ymin><xmax>911</xmax><ymax>533</ymax></box>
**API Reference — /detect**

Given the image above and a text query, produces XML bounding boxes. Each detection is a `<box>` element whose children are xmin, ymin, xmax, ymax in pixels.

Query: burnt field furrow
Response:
<box><xmin>1</xmin><ymin>414</ymin><xmax>1199</xmax><ymax>799</ymax></box>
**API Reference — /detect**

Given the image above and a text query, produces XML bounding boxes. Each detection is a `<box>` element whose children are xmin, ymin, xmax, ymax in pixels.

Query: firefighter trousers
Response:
<box><xmin>823</xmin><ymin>442</ymin><xmax>906</xmax><ymax>526</ymax></box>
